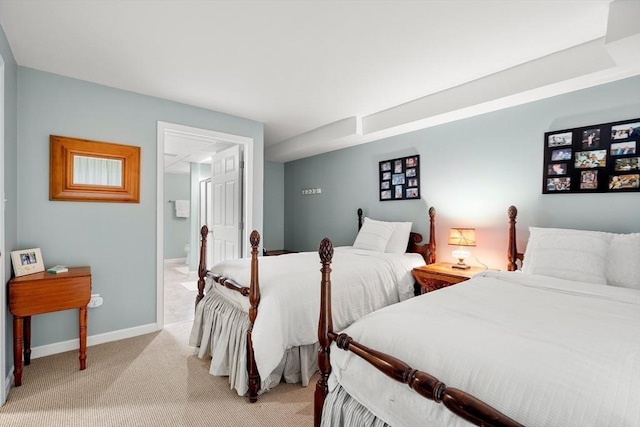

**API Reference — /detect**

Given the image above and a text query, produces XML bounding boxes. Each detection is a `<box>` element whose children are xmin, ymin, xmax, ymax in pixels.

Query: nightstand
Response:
<box><xmin>412</xmin><ymin>262</ymin><xmax>486</xmax><ymax>294</ymax></box>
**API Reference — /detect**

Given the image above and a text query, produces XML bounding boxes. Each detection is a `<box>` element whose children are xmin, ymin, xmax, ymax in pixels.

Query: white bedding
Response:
<box><xmin>191</xmin><ymin>246</ymin><xmax>424</xmax><ymax>391</ymax></box>
<box><xmin>327</xmin><ymin>270</ymin><xmax>640</xmax><ymax>427</ymax></box>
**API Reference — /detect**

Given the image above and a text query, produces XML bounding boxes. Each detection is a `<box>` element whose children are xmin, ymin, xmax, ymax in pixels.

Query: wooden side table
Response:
<box><xmin>412</xmin><ymin>262</ymin><xmax>486</xmax><ymax>294</ymax></box>
<box><xmin>8</xmin><ymin>266</ymin><xmax>92</xmax><ymax>386</ymax></box>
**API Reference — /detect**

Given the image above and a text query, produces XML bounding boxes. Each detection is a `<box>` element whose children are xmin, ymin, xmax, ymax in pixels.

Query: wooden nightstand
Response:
<box><xmin>412</xmin><ymin>262</ymin><xmax>486</xmax><ymax>294</ymax></box>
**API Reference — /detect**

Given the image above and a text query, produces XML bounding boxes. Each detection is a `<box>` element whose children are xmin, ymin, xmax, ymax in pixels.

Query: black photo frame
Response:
<box><xmin>379</xmin><ymin>155</ymin><xmax>420</xmax><ymax>201</ymax></box>
<box><xmin>543</xmin><ymin>118</ymin><xmax>640</xmax><ymax>194</ymax></box>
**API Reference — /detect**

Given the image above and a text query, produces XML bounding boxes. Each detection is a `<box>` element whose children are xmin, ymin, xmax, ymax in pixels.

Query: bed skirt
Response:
<box><xmin>189</xmin><ymin>288</ymin><xmax>318</xmax><ymax>396</ymax></box>
<box><xmin>321</xmin><ymin>384</ymin><xmax>390</xmax><ymax>427</ymax></box>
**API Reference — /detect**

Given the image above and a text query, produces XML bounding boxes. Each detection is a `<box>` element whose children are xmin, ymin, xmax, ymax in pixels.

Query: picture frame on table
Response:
<box><xmin>11</xmin><ymin>248</ymin><xmax>45</xmax><ymax>277</ymax></box>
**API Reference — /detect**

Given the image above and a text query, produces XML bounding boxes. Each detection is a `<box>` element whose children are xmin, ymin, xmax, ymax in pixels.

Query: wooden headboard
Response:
<box><xmin>507</xmin><ymin>205</ymin><xmax>524</xmax><ymax>271</ymax></box>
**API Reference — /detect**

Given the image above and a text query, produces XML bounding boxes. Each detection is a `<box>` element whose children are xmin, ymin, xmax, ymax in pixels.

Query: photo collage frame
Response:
<box><xmin>379</xmin><ymin>155</ymin><xmax>420</xmax><ymax>201</ymax></box>
<box><xmin>543</xmin><ymin>118</ymin><xmax>640</xmax><ymax>194</ymax></box>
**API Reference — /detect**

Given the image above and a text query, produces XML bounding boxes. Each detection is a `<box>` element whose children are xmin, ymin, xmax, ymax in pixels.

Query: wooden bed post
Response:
<box><xmin>247</xmin><ymin>230</ymin><xmax>261</xmax><ymax>403</ymax></box>
<box><xmin>315</xmin><ymin>237</ymin><xmax>335</xmax><ymax>427</ymax></box>
<box><xmin>357</xmin><ymin>208</ymin><xmax>363</xmax><ymax>231</ymax></box>
<box><xmin>507</xmin><ymin>206</ymin><xmax>518</xmax><ymax>271</ymax></box>
<box><xmin>427</xmin><ymin>207</ymin><xmax>436</xmax><ymax>264</ymax></box>
<box><xmin>196</xmin><ymin>225</ymin><xmax>209</xmax><ymax>307</ymax></box>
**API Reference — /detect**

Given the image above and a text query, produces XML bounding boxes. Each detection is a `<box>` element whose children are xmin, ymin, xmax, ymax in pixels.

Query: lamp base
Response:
<box><xmin>452</xmin><ymin>263</ymin><xmax>471</xmax><ymax>270</ymax></box>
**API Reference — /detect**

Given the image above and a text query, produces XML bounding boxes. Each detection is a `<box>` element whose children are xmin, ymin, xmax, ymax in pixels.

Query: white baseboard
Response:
<box><xmin>164</xmin><ymin>258</ymin><xmax>186</xmax><ymax>265</ymax></box>
<box><xmin>3</xmin><ymin>366</ymin><xmax>13</xmax><ymax>403</ymax></box>
<box><xmin>29</xmin><ymin>322</ymin><xmax>159</xmax><ymax>360</ymax></box>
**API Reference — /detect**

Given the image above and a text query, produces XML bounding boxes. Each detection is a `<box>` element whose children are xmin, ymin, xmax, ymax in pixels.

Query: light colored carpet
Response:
<box><xmin>0</xmin><ymin>321</ymin><xmax>316</xmax><ymax>426</ymax></box>
<box><xmin>174</xmin><ymin>266</ymin><xmax>191</xmax><ymax>275</ymax></box>
<box><xmin>180</xmin><ymin>281</ymin><xmax>199</xmax><ymax>291</ymax></box>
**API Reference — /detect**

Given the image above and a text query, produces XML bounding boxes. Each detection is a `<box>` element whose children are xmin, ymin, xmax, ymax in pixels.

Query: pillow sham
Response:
<box><xmin>385</xmin><ymin>221</ymin><xmax>413</xmax><ymax>254</ymax></box>
<box><xmin>605</xmin><ymin>233</ymin><xmax>640</xmax><ymax>290</ymax></box>
<box><xmin>353</xmin><ymin>217</ymin><xmax>395</xmax><ymax>252</ymax></box>
<box><xmin>521</xmin><ymin>227</ymin><xmax>612</xmax><ymax>285</ymax></box>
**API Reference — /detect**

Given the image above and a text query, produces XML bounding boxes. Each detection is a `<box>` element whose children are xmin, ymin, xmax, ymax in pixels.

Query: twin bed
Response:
<box><xmin>189</xmin><ymin>207</ymin><xmax>437</xmax><ymax>402</ymax></box>
<box><xmin>314</xmin><ymin>206</ymin><xmax>640</xmax><ymax>426</ymax></box>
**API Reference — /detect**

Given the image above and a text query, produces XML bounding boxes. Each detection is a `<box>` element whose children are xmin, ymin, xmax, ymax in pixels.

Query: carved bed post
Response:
<box><xmin>357</xmin><ymin>208</ymin><xmax>363</xmax><ymax>231</ymax></box>
<box><xmin>314</xmin><ymin>238</ymin><xmax>335</xmax><ymax>427</ymax></box>
<box><xmin>247</xmin><ymin>230</ymin><xmax>261</xmax><ymax>403</ymax></box>
<box><xmin>196</xmin><ymin>225</ymin><xmax>209</xmax><ymax>307</ymax></box>
<box><xmin>507</xmin><ymin>206</ymin><xmax>518</xmax><ymax>271</ymax></box>
<box><xmin>427</xmin><ymin>207</ymin><xmax>437</xmax><ymax>264</ymax></box>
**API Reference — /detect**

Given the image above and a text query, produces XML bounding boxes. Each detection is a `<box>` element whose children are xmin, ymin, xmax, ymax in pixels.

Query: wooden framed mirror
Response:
<box><xmin>49</xmin><ymin>135</ymin><xmax>141</xmax><ymax>203</ymax></box>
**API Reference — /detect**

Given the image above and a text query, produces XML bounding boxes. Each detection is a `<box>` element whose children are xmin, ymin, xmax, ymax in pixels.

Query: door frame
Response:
<box><xmin>156</xmin><ymin>121</ymin><xmax>254</xmax><ymax>330</ymax></box>
<box><xmin>0</xmin><ymin>52</ymin><xmax>6</xmax><ymax>404</ymax></box>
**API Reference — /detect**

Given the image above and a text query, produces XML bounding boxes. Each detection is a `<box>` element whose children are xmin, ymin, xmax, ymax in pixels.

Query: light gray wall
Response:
<box><xmin>1</xmin><ymin>22</ymin><xmax>18</xmax><ymax>380</ymax></box>
<box><xmin>17</xmin><ymin>67</ymin><xmax>263</xmax><ymax>348</ymax></box>
<box><xmin>285</xmin><ymin>76</ymin><xmax>640</xmax><ymax>269</ymax></box>
<box><xmin>163</xmin><ymin>173</ymin><xmax>190</xmax><ymax>260</ymax></box>
<box><xmin>264</xmin><ymin>161</ymin><xmax>284</xmax><ymax>250</ymax></box>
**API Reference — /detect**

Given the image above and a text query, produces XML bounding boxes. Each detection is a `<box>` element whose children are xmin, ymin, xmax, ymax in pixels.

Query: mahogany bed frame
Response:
<box><xmin>195</xmin><ymin>207</ymin><xmax>437</xmax><ymax>403</ymax></box>
<box><xmin>314</xmin><ymin>206</ymin><xmax>524</xmax><ymax>427</ymax></box>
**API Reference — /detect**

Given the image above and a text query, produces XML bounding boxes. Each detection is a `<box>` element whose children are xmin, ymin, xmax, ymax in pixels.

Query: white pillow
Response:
<box><xmin>385</xmin><ymin>222</ymin><xmax>413</xmax><ymax>254</ymax></box>
<box><xmin>353</xmin><ymin>217</ymin><xmax>395</xmax><ymax>252</ymax></box>
<box><xmin>521</xmin><ymin>227</ymin><xmax>613</xmax><ymax>285</ymax></box>
<box><xmin>605</xmin><ymin>233</ymin><xmax>640</xmax><ymax>290</ymax></box>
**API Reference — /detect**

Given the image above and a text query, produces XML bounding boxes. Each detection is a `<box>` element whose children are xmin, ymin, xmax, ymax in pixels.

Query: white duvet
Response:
<box><xmin>202</xmin><ymin>246</ymin><xmax>424</xmax><ymax>385</ymax></box>
<box><xmin>328</xmin><ymin>270</ymin><xmax>640</xmax><ymax>427</ymax></box>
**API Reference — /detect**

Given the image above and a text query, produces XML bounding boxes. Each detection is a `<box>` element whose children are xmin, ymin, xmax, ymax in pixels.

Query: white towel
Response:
<box><xmin>175</xmin><ymin>200</ymin><xmax>190</xmax><ymax>218</ymax></box>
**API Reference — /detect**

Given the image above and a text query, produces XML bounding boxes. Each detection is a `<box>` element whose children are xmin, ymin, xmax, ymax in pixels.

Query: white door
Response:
<box><xmin>211</xmin><ymin>145</ymin><xmax>243</xmax><ymax>265</ymax></box>
<box><xmin>199</xmin><ymin>179</ymin><xmax>214</xmax><ymax>269</ymax></box>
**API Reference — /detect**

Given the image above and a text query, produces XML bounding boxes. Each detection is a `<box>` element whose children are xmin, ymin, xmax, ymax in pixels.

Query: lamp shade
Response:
<box><xmin>448</xmin><ymin>228</ymin><xmax>476</xmax><ymax>247</ymax></box>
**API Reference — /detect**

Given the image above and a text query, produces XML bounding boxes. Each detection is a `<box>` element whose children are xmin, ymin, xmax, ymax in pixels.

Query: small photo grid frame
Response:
<box><xmin>379</xmin><ymin>155</ymin><xmax>420</xmax><ymax>201</ymax></box>
<box><xmin>543</xmin><ymin>118</ymin><xmax>640</xmax><ymax>194</ymax></box>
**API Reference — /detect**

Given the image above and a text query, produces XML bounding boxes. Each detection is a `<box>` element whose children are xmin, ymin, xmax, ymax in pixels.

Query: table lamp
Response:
<box><xmin>448</xmin><ymin>228</ymin><xmax>476</xmax><ymax>270</ymax></box>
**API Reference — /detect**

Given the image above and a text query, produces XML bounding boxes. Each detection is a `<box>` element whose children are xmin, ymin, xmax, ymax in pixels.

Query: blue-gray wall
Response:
<box><xmin>164</xmin><ymin>173</ymin><xmax>190</xmax><ymax>260</ymax></box>
<box><xmin>1</xmin><ymin>22</ymin><xmax>18</xmax><ymax>381</ymax></box>
<box><xmin>17</xmin><ymin>67</ymin><xmax>263</xmax><ymax>348</ymax></box>
<box><xmin>285</xmin><ymin>76</ymin><xmax>640</xmax><ymax>269</ymax></box>
<box><xmin>264</xmin><ymin>161</ymin><xmax>284</xmax><ymax>250</ymax></box>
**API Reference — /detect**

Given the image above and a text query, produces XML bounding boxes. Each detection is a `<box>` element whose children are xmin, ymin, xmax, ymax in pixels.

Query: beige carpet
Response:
<box><xmin>0</xmin><ymin>321</ymin><xmax>316</xmax><ymax>426</ymax></box>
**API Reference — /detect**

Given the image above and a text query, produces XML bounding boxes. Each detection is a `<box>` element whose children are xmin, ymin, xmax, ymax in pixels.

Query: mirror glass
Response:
<box><xmin>73</xmin><ymin>155</ymin><xmax>123</xmax><ymax>187</ymax></box>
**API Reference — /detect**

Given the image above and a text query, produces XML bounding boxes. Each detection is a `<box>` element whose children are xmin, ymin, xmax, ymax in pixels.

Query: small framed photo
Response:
<box><xmin>547</xmin><ymin>163</ymin><xmax>567</xmax><ymax>176</ymax></box>
<box><xmin>610</xmin><ymin>174</ymin><xmax>640</xmax><ymax>190</ymax></box>
<box><xmin>548</xmin><ymin>132</ymin><xmax>572</xmax><ymax>147</ymax></box>
<box><xmin>615</xmin><ymin>157</ymin><xmax>639</xmax><ymax>171</ymax></box>
<box><xmin>551</xmin><ymin>148</ymin><xmax>572</xmax><ymax>161</ymax></box>
<box><xmin>381</xmin><ymin>161</ymin><xmax>391</xmax><ymax>171</ymax></box>
<box><xmin>394</xmin><ymin>160</ymin><xmax>402</xmax><ymax>173</ymax></box>
<box><xmin>574</xmin><ymin>150</ymin><xmax>606</xmax><ymax>168</ymax></box>
<box><xmin>382</xmin><ymin>172</ymin><xmax>391</xmax><ymax>181</ymax></box>
<box><xmin>610</xmin><ymin>141</ymin><xmax>636</xmax><ymax>156</ymax></box>
<box><xmin>580</xmin><ymin>170</ymin><xmax>598</xmax><ymax>189</ymax></box>
<box><xmin>406</xmin><ymin>188</ymin><xmax>419</xmax><ymax>198</ymax></box>
<box><xmin>11</xmin><ymin>248</ymin><xmax>45</xmax><ymax>277</ymax></box>
<box><xmin>581</xmin><ymin>128</ymin><xmax>600</xmax><ymax>149</ymax></box>
<box><xmin>392</xmin><ymin>173</ymin><xmax>405</xmax><ymax>185</ymax></box>
<box><xmin>381</xmin><ymin>181</ymin><xmax>390</xmax><ymax>189</ymax></box>
<box><xmin>381</xmin><ymin>190</ymin><xmax>391</xmax><ymax>200</ymax></box>
<box><xmin>546</xmin><ymin>177</ymin><xmax>571</xmax><ymax>191</ymax></box>
<box><xmin>611</xmin><ymin>122</ymin><xmax>640</xmax><ymax>140</ymax></box>
<box><xmin>405</xmin><ymin>156</ymin><xmax>418</xmax><ymax>167</ymax></box>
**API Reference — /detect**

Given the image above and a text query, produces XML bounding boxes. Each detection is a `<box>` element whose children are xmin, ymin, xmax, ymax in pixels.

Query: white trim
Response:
<box><xmin>27</xmin><ymin>323</ymin><xmax>158</xmax><ymax>360</ymax></box>
<box><xmin>163</xmin><ymin>257</ymin><xmax>187</xmax><ymax>265</ymax></box>
<box><xmin>0</xmin><ymin>53</ymin><xmax>6</xmax><ymax>405</ymax></box>
<box><xmin>156</xmin><ymin>121</ymin><xmax>254</xmax><ymax>331</ymax></box>
<box><xmin>5</xmin><ymin>367</ymin><xmax>13</xmax><ymax>396</ymax></box>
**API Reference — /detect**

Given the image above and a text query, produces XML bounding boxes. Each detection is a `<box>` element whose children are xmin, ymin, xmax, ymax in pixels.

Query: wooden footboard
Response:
<box><xmin>314</xmin><ymin>207</ymin><xmax>524</xmax><ymax>427</ymax></box>
<box><xmin>196</xmin><ymin>226</ymin><xmax>261</xmax><ymax>402</ymax></box>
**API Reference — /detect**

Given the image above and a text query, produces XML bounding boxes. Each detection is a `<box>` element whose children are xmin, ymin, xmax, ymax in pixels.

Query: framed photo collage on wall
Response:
<box><xmin>379</xmin><ymin>155</ymin><xmax>420</xmax><ymax>201</ymax></box>
<box><xmin>543</xmin><ymin>118</ymin><xmax>640</xmax><ymax>194</ymax></box>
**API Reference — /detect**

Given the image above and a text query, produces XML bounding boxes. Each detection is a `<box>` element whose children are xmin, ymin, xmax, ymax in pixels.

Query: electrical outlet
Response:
<box><xmin>88</xmin><ymin>294</ymin><xmax>103</xmax><ymax>308</ymax></box>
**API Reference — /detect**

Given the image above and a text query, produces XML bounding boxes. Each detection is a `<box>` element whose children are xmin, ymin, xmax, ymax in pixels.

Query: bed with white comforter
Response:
<box><xmin>322</xmin><ymin>270</ymin><xmax>640</xmax><ymax>427</ymax></box>
<box><xmin>190</xmin><ymin>246</ymin><xmax>425</xmax><ymax>395</ymax></box>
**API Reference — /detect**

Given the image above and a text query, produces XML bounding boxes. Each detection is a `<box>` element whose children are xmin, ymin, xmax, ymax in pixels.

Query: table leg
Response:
<box><xmin>79</xmin><ymin>306</ymin><xmax>87</xmax><ymax>370</ymax></box>
<box><xmin>24</xmin><ymin>316</ymin><xmax>32</xmax><ymax>365</ymax></box>
<box><xmin>13</xmin><ymin>316</ymin><xmax>23</xmax><ymax>387</ymax></box>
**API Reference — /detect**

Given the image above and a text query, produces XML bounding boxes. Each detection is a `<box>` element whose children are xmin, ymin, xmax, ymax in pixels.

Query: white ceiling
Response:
<box><xmin>1</xmin><ymin>0</ymin><xmax>639</xmax><ymax>165</ymax></box>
